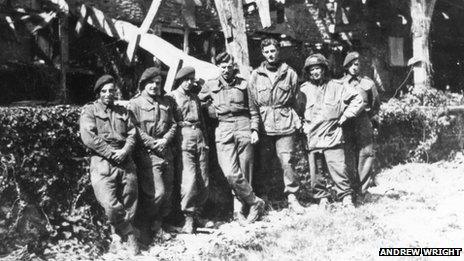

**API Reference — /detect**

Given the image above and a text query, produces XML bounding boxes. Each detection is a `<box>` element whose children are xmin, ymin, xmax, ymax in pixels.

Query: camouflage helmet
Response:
<box><xmin>304</xmin><ymin>53</ymin><xmax>329</xmax><ymax>69</ymax></box>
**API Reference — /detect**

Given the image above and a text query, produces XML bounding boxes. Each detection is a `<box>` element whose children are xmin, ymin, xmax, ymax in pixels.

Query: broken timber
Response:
<box><xmin>214</xmin><ymin>0</ymin><xmax>251</xmax><ymax>79</ymax></box>
<box><xmin>125</xmin><ymin>0</ymin><xmax>163</xmax><ymax>63</ymax></box>
<box><xmin>78</xmin><ymin>4</ymin><xmax>220</xmax><ymax>92</ymax></box>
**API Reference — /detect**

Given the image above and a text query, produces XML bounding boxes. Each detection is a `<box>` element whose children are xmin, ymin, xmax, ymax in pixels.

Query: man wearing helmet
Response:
<box><xmin>299</xmin><ymin>53</ymin><xmax>364</xmax><ymax>206</ymax></box>
<box><xmin>342</xmin><ymin>52</ymin><xmax>380</xmax><ymax>199</ymax></box>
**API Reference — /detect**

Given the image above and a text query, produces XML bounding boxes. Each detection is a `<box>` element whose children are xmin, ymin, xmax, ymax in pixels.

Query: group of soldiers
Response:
<box><xmin>79</xmin><ymin>37</ymin><xmax>379</xmax><ymax>255</ymax></box>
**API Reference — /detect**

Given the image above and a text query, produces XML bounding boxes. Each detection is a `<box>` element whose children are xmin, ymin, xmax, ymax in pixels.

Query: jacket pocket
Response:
<box><xmin>114</xmin><ymin>113</ymin><xmax>129</xmax><ymax>134</ymax></box>
<box><xmin>94</xmin><ymin>112</ymin><xmax>111</xmax><ymax>135</ymax></box>
<box><xmin>229</xmin><ymin>87</ymin><xmax>246</xmax><ymax>104</ymax></box>
<box><xmin>256</xmin><ymin>84</ymin><xmax>270</xmax><ymax>104</ymax></box>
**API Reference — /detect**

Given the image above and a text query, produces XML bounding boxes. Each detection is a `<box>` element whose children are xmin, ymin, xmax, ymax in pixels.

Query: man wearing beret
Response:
<box><xmin>341</xmin><ymin>52</ymin><xmax>380</xmax><ymax>200</ymax></box>
<box><xmin>248</xmin><ymin>38</ymin><xmax>304</xmax><ymax>213</ymax></box>
<box><xmin>128</xmin><ymin>67</ymin><xmax>177</xmax><ymax>242</ymax></box>
<box><xmin>167</xmin><ymin>66</ymin><xmax>209</xmax><ymax>233</ymax></box>
<box><xmin>80</xmin><ymin>75</ymin><xmax>140</xmax><ymax>254</ymax></box>
<box><xmin>299</xmin><ymin>53</ymin><xmax>364</xmax><ymax>206</ymax></box>
<box><xmin>199</xmin><ymin>52</ymin><xmax>265</xmax><ymax>223</ymax></box>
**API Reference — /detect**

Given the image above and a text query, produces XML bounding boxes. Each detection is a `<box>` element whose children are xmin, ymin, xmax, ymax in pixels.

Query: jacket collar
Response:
<box><xmin>141</xmin><ymin>91</ymin><xmax>159</xmax><ymax>104</ymax></box>
<box><xmin>217</xmin><ymin>74</ymin><xmax>243</xmax><ymax>88</ymax></box>
<box><xmin>343</xmin><ymin>74</ymin><xmax>360</xmax><ymax>83</ymax></box>
<box><xmin>256</xmin><ymin>61</ymin><xmax>289</xmax><ymax>82</ymax></box>
<box><xmin>95</xmin><ymin>100</ymin><xmax>113</xmax><ymax>113</ymax></box>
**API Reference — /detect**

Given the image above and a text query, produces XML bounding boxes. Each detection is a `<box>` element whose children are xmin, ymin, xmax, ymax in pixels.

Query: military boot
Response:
<box><xmin>109</xmin><ymin>233</ymin><xmax>123</xmax><ymax>254</ymax></box>
<box><xmin>342</xmin><ymin>195</ymin><xmax>354</xmax><ymax>208</ymax></box>
<box><xmin>126</xmin><ymin>233</ymin><xmax>140</xmax><ymax>256</ymax></box>
<box><xmin>246</xmin><ymin>197</ymin><xmax>265</xmax><ymax>223</ymax></box>
<box><xmin>287</xmin><ymin>194</ymin><xmax>305</xmax><ymax>214</ymax></box>
<box><xmin>182</xmin><ymin>213</ymin><xmax>196</xmax><ymax>234</ymax></box>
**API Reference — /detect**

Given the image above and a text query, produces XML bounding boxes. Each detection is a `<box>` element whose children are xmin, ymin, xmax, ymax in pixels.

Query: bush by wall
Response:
<box><xmin>0</xmin><ymin>106</ymin><xmax>107</xmax><ymax>257</ymax></box>
<box><xmin>377</xmin><ymin>86</ymin><xmax>464</xmax><ymax>167</ymax></box>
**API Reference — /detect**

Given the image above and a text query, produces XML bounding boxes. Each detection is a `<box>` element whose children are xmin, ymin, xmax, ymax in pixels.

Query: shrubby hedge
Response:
<box><xmin>377</xmin><ymin>86</ymin><xmax>464</xmax><ymax>166</ymax></box>
<box><xmin>1</xmin><ymin>86</ymin><xmax>463</xmax><ymax>256</ymax></box>
<box><xmin>0</xmin><ymin>106</ymin><xmax>107</xmax><ymax>257</ymax></box>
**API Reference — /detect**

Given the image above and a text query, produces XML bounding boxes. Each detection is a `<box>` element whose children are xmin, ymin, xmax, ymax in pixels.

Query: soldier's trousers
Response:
<box><xmin>307</xmin><ymin>147</ymin><xmax>353</xmax><ymax>200</ymax></box>
<box><xmin>90</xmin><ymin>155</ymin><xmax>138</xmax><ymax>236</ymax></box>
<box><xmin>178</xmin><ymin>126</ymin><xmax>209</xmax><ymax>214</ymax></box>
<box><xmin>135</xmin><ymin>149</ymin><xmax>174</xmax><ymax>222</ymax></box>
<box><xmin>345</xmin><ymin>113</ymin><xmax>375</xmax><ymax>195</ymax></box>
<box><xmin>215</xmin><ymin>117</ymin><xmax>258</xmax><ymax>205</ymax></box>
<box><xmin>255</xmin><ymin>134</ymin><xmax>300</xmax><ymax>196</ymax></box>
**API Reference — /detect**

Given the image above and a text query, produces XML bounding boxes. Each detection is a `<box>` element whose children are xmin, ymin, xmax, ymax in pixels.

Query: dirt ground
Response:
<box><xmin>84</xmin><ymin>160</ymin><xmax>464</xmax><ymax>261</ymax></box>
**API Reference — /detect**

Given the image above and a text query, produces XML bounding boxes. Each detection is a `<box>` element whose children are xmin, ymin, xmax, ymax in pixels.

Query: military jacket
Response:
<box><xmin>128</xmin><ymin>92</ymin><xmax>177</xmax><ymax>150</ymax></box>
<box><xmin>200</xmin><ymin>75</ymin><xmax>259</xmax><ymax>130</ymax></box>
<box><xmin>249</xmin><ymin>62</ymin><xmax>300</xmax><ymax>136</ymax></box>
<box><xmin>299</xmin><ymin>79</ymin><xmax>364</xmax><ymax>150</ymax></box>
<box><xmin>342</xmin><ymin>75</ymin><xmax>380</xmax><ymax>117</ymax></box>
<box><xmin>80</xmin><ymin>100</ymin><xmax>136</xmax><ymax>159</ymax></box>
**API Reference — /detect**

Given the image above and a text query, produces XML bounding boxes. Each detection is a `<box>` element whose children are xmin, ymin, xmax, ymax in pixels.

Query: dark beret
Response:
<box><xmin>175</xmin><ymin>66</ymin><xmax>195</xmax><ymax>81</ymax></box>
<box><xmin>215</xmin><ymin>52</ymin><xmax>233</xmax><ymax>64</ymax></box>
<box><xmin>94</xmin><ymin>74</ymin><xmax>114</xmax><ymax>93</ymax></box>
<box><xmin>343</xmin><ymin>51</ymin><xmax>360</xmax><ymax>67</ymax></box>
<box><xmin>139</xmin><ymin>67</ymin><xmax>166</xmax><ymax>90</ymax></box>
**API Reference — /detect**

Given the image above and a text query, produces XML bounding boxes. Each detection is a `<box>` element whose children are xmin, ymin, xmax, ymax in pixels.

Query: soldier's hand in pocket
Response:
<box><xmin>251</xmin><ymin>130</ymin><xmax>259</xmax><ymax>144</ymax></box>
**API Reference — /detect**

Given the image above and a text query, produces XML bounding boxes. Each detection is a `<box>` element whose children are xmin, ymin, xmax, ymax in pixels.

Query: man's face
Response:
<box><xmin>347</xmin><ymin>59</ymin><xmax>360</xmax><ymax>76</ymax></box>
<box><xmin>143</xmin><ymin>76</ymin><xmax>163</xmax><ymax>97</ymax></box>
<box><xmin>99</xmin><ymin>83</ymin><xmax>116</xmax><ymax>105</ymax></box>
<box><xmin>309</xmin><ymin>65</ymin><xmax>324</xmax><ymax>82</ymax></box>
<box><xmin>180</xmin><ymin>74</ymin><xmax>196</xmax><ymax>92</ymax></box>
<box><xmin>219</xmin><ymin>60</ymin><xmax>234</xmax><ymax>79</ymax></box>
<box><xmin>262</xmin><ymin>44</ymin><xmax>279</xmax><ymax>63</ymax></box>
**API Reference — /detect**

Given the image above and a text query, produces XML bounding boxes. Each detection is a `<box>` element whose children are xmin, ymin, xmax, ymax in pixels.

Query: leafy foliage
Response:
<box><xmin>377</xmin><ymin>86</ymin><xmax>464</xmax><ymax>166</ymax></box>
<box><xmin>0</xmin><ymin>106</ymin><xmax>108</xmax><ymax>257</ymax></box>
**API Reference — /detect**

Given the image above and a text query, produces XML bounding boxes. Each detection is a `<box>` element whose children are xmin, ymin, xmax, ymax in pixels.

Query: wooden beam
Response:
<box><xmin>214</xmin><ymin>0</ymin><xmax>251</xmax><ymax>79</ymax></box>
<box><xmin>58</xmin><ymin>13</ymin><xmax>69</xmax><ymax>103</ymax></box>
<box><xmin>181</xmin><ymin>0</ymin><xmax>197</xmax><ymax>28</ymax></box>
<box><xmin>78</xmin><ymin>4</ymin><xmax>220</xmax><ymax>88</ymax></box>
<box><xmin>126</xmin><ymin>0</ymin><xmax>163</xmax><ymax>63</ymax></box>
<box><xmin>214</xmin><ymin>0</ymin><xmax>232</xmax><ymax>39</ymax></box>
<box><xmin>165</xmin><ymin>59</ymin><xmax>183</xmax><ymax>93</ymax></box>
<box><xmin>256</xmin><ymin>0</ymin><xmax>271</xmax><ymax>28</ymax></box>
<box><xmin>183</xmin><ymin>27</ymin><xmax>190</xmax><ymax>53</ymax></box>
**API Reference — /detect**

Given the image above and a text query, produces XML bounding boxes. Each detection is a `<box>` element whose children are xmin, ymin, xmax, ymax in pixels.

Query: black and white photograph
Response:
<box><xmin>0</xmin><ymin>0</ymin><xmax>463</xmax><ymax>260</ymax></box>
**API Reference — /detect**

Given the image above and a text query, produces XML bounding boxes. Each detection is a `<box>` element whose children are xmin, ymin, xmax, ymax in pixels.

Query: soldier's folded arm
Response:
<box><xmin>341</xmin><ymin>85</ymin><xmax>366</xmax><ymax>121</ymax></box>
<box><xmin>127</xmin><ymin>102</ymin><xmax>159</xmax><ymax>150</ymax></box>
<box><xmin>79</xmin><ymin>105</ymin><xmax>115</xmax><ymax>160</ymax></box>
<box><xmin>198</xmin><ymin>83</ymin><xmax>212</xmax><ymax>105</ymax></box>
<box><xmin>120</xmin><ymin>114</ymin><xmax>137</xmax><ymax>155</ymax></box>
<box><xmin>370</xmin><ymin>81</ymin><xmax>381</xmax><ymax>116</ymax></box>
<box><xmin>162</xmin><ymin>108</ymin><xmax>178</xmax><ymax>144</ymax></box>
<box><xmin>247</xmin><ymin>83</ymin><xmax>260</xmax><ymax>132</ymax></box>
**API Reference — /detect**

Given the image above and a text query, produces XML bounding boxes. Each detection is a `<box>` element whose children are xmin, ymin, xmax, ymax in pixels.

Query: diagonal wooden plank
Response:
<box><xmin>256</xmin><ymin>0</ymin><xmax>271</xmax><ymax>28</ymax></box>
<box><xmin>126</xmin><ymin>0</ymin><xmax>163</xmax><ymax>63</ymax></box>
<box><xmin>79</xmin><ymin>4</ymin><xmax>220</xmax><ymax>91</ymax></box>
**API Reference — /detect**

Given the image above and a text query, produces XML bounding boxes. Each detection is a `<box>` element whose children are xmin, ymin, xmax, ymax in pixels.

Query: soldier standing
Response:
<box><xmin>80</xmin><ymin>75</ymin><xmax>139</xmax><ymax>254</ymax></box>
<box><xmin>249</xmin><ymin>38</ymin><xmax>304</xmax><ymax>212</ymax></box>
<box><xmin>200</xmin><ymin>52</ymin><xmax>265</xmax><ymax>223</ymax></box>
<box><xmin>128</xmin><ymin>67</ymin><xmax>177</xmax><ymax>241</ymax></box>
<box><xmin>168</xmin><ymin>67</ymin><xmax>209</xmax><ymax>233</ymax></box>
<box><xmin>342</xmin><ymin>52</ymin><xmax>380</xmax><ymax>198</ymax></box>
<box><xmin>299</xmin><ymin>54</ymin><xmax>364</xmax><ymax>206</ymax></box>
